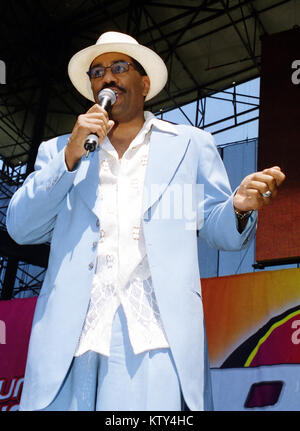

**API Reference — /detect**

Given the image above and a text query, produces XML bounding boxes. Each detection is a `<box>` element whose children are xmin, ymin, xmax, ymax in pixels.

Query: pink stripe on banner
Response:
<box><xmin>0</xmin><ymin>297</ymin><xmax>37</xmax><ymax>411</ymax></box>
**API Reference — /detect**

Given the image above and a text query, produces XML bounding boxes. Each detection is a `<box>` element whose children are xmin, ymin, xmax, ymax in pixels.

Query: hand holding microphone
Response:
<box><xmin>65</xmin><ymin>88</ymin><xmax>116</xmax><ymax>171</ymax></box>
<box><xmin>84</xmin><ymin>88</ymin><xmax>116</xmax><ymax>157</ymax></box>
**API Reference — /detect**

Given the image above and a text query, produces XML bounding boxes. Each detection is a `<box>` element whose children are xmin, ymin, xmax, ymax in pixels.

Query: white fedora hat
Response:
<box><xmin>68</xmin><ymin>31</ymin><xmax>168</xmax><ymax>102</ymax></box>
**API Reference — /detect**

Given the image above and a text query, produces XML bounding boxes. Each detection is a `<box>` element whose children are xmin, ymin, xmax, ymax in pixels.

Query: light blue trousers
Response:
<box><xmin>41</xmin><ymin>306</ymin><xmax>183</xmax><ymax>411</ymax></box>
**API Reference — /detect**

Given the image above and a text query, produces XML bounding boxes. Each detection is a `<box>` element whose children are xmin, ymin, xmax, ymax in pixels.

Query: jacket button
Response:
<box><xmin>96</xmin><ymin>219</ymin><xmax>100</xmax><ymax>227</ymax></box>
<box><xmin>88</xmin><ymin>262</ymin><xmax>94</xmax><ymax>270</ymax></box>
<box><xmin>92</xmin><ymin>241</ymin><xmax>98</xmax><ymax>249</ymax></box>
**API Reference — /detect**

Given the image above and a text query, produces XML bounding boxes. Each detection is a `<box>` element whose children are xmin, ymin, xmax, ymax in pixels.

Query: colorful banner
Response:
<box><xmin>202</xmin><ymin>268</ymin><xmax>300</xmax><ymax>410</ymax></box>
<box><xmin>0</xmin><ymin>297</ymin><xmax>37</xmax><ymax>411</ymax></box>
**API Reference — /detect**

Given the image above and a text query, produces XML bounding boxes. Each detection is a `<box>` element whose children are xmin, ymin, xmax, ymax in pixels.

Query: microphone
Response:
<box><xmin>84</xmin><ymin>88</ymin><xmax>117</xmax><ymax>157</ymax></box>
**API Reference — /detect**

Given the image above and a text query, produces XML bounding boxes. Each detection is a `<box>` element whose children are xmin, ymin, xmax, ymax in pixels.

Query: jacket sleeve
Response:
<box><xmin>6</xmin><ymin>136</ymin><xmax>78</xmax><ymax>245</ymax></box>
<box><xmin>195</xmin><ymin>129</ymin><xmax>257</xmax><ymax>251</ymax></box>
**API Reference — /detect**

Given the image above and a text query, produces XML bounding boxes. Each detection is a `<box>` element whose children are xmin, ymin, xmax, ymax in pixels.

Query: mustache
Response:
<box><xmin>102</xmin><ymin>83</ymin><xmax>126</xmax><ymax>93</ymax></box>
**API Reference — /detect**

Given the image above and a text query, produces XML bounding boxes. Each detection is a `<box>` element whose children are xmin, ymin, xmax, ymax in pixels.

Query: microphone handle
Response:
<box><xmin>84</xmin><ymin>133</ymin><xmax>98</xmax><ymax>155</ymax></box>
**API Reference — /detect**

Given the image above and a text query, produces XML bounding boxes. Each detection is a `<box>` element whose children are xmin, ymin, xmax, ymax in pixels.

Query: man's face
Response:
<box><xmin>89</xmin><ymin>52</ymin><xmax>150</xmax><ymax>122</ymax></box>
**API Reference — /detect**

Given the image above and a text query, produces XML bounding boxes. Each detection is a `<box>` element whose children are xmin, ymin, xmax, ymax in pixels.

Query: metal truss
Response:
<box><xmin>160</xmin><ymin>81</ymin><xmax>260</xmax><ymax>135</ymax></box>
<box><xmin>0</xmin><ymin>255</ymin><xmax>46</xmax><ymax>300</ymax></box>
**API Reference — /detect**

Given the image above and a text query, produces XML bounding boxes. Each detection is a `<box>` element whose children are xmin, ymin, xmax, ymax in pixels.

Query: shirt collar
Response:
<box><xmin>143</xmin><ymin>111</ymin><xmax>179</xmax><ymax>135</ymax></box>
<box><xmin>100</xmin><ymin>111</ymin><xmax>178</xmax><ymax>155</ymax></box>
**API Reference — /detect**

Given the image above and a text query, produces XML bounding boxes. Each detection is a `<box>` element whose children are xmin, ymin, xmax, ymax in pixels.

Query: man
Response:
<box><xmin>6</xmin><ymin>32</ymin><xmax>285</xmax><ymax>411</ymax></box>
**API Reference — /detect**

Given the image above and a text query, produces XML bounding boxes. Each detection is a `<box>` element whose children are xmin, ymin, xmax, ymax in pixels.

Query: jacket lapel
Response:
<box><xmin>73</xmin><ymin>148</ymin><xmax>101</xmax><ymax>216</ymax></box>
<box><xmin>143</xmin><ymin>127</ymin><xmax>190</xmax><ymax>215</ymax></box>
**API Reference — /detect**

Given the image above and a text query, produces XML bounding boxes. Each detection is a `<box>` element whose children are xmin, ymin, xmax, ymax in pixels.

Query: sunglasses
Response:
<box><xmin>87</xmin><ymin>60</ymin><xmax>134</xmax><ymax>79</ymax></box>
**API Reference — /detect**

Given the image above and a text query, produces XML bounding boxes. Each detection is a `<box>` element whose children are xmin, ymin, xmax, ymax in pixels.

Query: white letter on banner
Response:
<box><xmin>0</xmin><ymin>60</ymin><xmax>6</xmax><ymax>84</ymax></box>
<box><xmin>0</xmin><ymin>320</ymin><xmax>6</xmax><ymax>344</ymax></box>
<box><xmin>291</xmin><ymin>60</ymin><xmax>300</xmax><ymax>84</ymax></box>
<box><xmin>291</xmin><ymin>320</ymin><xmax>300</xmax><ymax>345</ymax></box>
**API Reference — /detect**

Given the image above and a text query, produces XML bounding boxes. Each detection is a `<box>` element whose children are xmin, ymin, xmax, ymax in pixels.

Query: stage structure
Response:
<box><xmin>0</xmin><ymin>0</ymin><xmax>298</xmax><ymax>298</ymax></box>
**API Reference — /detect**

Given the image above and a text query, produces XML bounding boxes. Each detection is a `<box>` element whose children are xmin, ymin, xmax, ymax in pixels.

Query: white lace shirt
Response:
<box><xmin>74</xmin><ymin>112</ymin><xmax>173</xmax><ymax>357</ymax></box>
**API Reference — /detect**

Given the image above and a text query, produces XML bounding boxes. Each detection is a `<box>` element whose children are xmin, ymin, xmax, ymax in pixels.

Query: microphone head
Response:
<box><xmin>97</xmin><ymin>88</ymin><xmax>117</xmax><ymax>105</ymax></box>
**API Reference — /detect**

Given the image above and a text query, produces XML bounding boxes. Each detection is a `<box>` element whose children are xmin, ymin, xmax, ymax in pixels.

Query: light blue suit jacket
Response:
<box><xmin>6</xmin><ymin>120</ymin><xmax>257</xmax><ymax>411</ymax></box>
